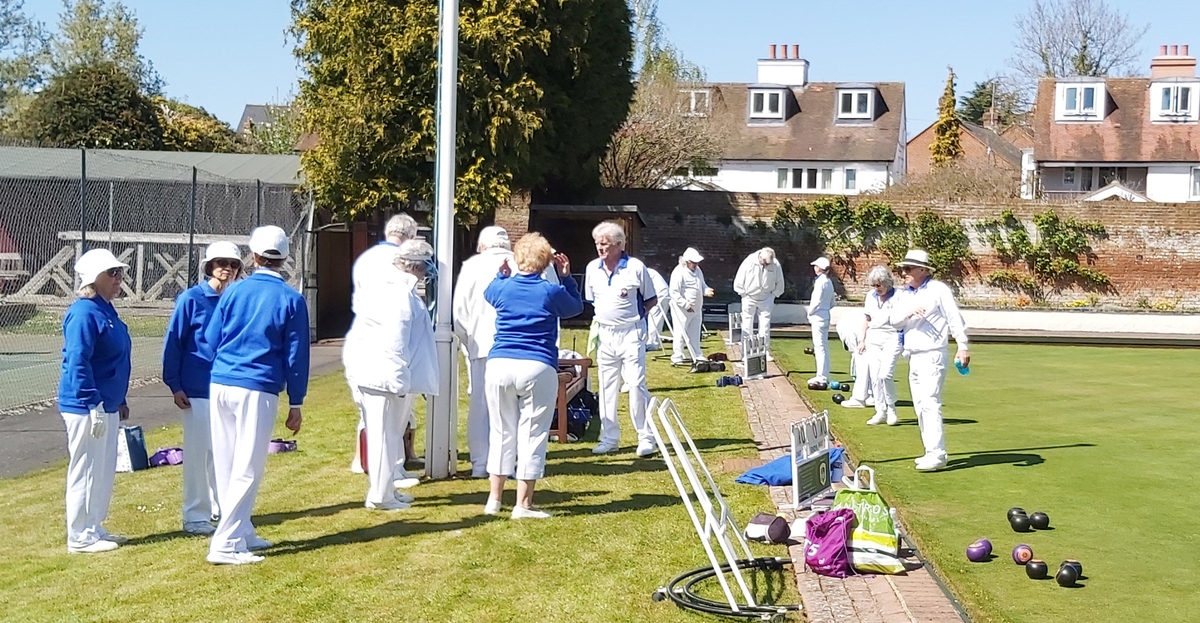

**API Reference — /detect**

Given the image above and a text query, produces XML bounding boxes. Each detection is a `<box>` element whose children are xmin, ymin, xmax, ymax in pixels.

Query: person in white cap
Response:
<box><xmin>452</xmin><ymin>225</ymin><xmax>514</xmax><ymax>478</ymax></box>
<box><xmin>669</xmin><ymin>247</ymin><xmax>712</xmax><ymax>366</ymax></box>
<box><xmin>57</xmin><ymin>249</ymin><xmax>132</xmax><ymax>553</ymax></box>
<box><xmin>201</xmin><ymin>225</ymin><xmax>308</xmax><ymax>564</ymax></box>
<box><xmin>162</xmin><ymin>241</ymin><xmax>243</xmax><ymax>536</ymax></box>
<box><xmin>349</xmin><ymin>214</ymin><xmax>420</xmax><ymax>482</ymax></box>
<box><xmin>482</xmin><ymin>233</ymin><xmax>582</xmax><ymax>518</ymax></box>
<box><xmin>894</xmin><ymin>250</ymin><xmax>969</xmax><ymax>471</ymax></box>
<box><xmin>806</xmin><ymin>256</ymin><xmax>835</xmax><ymax>384</ymax></box>
<box><xmin>343</xmin><ymin>239</ymin><xmax>439</xmax><ymax>510</ymax></box>
<box><xmin>643</xmin><ymin>266</ymin><xmax>671</xmax><ymax>351</ymax></box>
<box><xmin>733</xmin><ymin>247</ymin><xmax>785</xmax><ymax>360</ymax></box>
<box><xmin>584</xmin><ymin>220</ymin><xmax>658</xmax><ymax>456</ymax></box>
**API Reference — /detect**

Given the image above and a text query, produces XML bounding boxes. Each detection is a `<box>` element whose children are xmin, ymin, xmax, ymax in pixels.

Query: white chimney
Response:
<box><xmin>757</xmin><ymin>44</ymin><xmax>809</xmax><ymax>87</ymax></box>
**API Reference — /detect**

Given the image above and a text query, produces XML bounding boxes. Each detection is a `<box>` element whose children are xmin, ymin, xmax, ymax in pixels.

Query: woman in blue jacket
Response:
<box><xmin>482</xmin><ymin>233</ymin><xmax>583</xmax><ymax>519</ymax></box>
<box><xmin>162</xmin><ymin>241</ymin><xmax>242</xmax><ymax>535</ymax></box>
<box><xmin>57</xmin><ymin>249</ymin><xmax>132</xmax><ymax>554</ymax></box>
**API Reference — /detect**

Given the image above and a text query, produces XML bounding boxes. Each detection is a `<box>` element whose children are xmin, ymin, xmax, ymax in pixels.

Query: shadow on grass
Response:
<box><xmin>557</xmin><ymin>492</ymin><xmax>680</xmax><ymax>516</ymax></box>
<box><xmin>649</xmin><ymin>384</ymin><xmax>720</xmax><ymax>393</ymax></box>
<box><xmin>869</xmin><ymin>443</ymin><xmax>1097</xmax><ymax>471</ymax></box>
<box><xmin>892</xmin><ymin>417</ymin><xmax>977</xmax><ymax>427</ymax></box>
<box><xmin>417</xmin><ymin>489</ymin><xmax>607</xmax><ymax>509</ymax></box>
<box><xmin>269</xmin><ymin>515</ymin><xmax>498</xmax><ymax>556</ymax></box>
<box><xmin>255</xmin><ymin>501</ymin><xmax>364</xmax><ymax>527</ymax></box>
<box><xmin>545</xmin><ymin>437</ymin><xmax>746</xmax><ymax>460</ymax></box>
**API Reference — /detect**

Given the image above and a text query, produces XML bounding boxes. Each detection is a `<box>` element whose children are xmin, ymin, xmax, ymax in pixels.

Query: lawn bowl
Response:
<box><xmin>1007</xmin><ymin>507</ymin><xmax>1026</xmax><ymax>521</ymax></box>
<box><xmin>1012</xmin><ymin>544</ymin><xmax>1034</xmax><ymax>565</ymax></box>
<box><xmin>966</xmin><ymin>539</ymin><xmax>992</xmax><ymax>562</ymax></box>
<box><xmin>1029</xmin><ymin>511</ymin><xmax>1050</xmax><ymax>530</ymax></box>
<box><xmin>1026</xmin><ymin>559</ymin><xmax>1049</xmax><ymax>580</ymax></box>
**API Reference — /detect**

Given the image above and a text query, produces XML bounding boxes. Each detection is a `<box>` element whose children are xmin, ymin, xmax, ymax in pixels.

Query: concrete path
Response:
<box><xmin>0</xmin><ymin>343</ymin><xmax>344</xmax><ymax>479</ymax></box>
<box><xmin>737</xmin><ymin>357</ymin><xmax>968</xmax><ymax>623</ymax></box>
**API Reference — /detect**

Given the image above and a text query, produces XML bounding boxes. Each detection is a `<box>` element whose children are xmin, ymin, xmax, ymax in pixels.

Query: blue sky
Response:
<box><xmin>19</xmin><ymin>0</ymin><xmax>1200</xmax><ymax>133</ymax></box>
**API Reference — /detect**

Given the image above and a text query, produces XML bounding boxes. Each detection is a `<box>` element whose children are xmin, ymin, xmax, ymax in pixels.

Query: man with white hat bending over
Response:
<box><xmin>806</xmin><ymin>256</ymin><xmax>835</xmax><ymax>384</ymax></box>
<box><xmin>669</xmin><ymin>247</ymin><xmax>712</xmax><ymax>365</ymax></box>
<box><xmin>202</xmin><ymin>225</ymin><xmax>308</xmax><ymax>564</ymax></box>
<box><xmin>734</xmin><ymin>247</ymin><xmax>785</xmax><ymax>360</ymax></box>
<box><xmin>585</xmin><ymin>221</ymin><xmax>658</xmax><ymax>456</ymax></box>
<box><xmin>453</xmin><ymin>225</ymin><xmax>515</xmax><ymax>478</ymax></box>
<box><xmin>894</xmin><ymin>249</ymin><xmax>969</xmax><ymax>472</ymax></box>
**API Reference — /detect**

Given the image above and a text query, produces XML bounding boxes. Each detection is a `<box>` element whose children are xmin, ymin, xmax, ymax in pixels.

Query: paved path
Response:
<box><xmin>0</xmin><ymin>343</ymin><xmax>344</xmax><ymax>479</ymax></box>
<box><xmin>737</xmin><ymin>358</ymin><xmax>967</xmax><ymax>623</ymax></box>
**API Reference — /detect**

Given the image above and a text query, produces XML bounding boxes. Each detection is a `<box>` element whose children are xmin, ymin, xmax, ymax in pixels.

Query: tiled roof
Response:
<box><xmin>708</xmin><ymin>82</ymin><xmax>904</xmax><ymax>162</ymax></box>
<box><xmin>961</xmin><ymin>121</ymin><xmax>1024</xmax><ymax>168</ymax></box>
<box><xmin>1033</xmin><ymin>77</ymin><xmax>1200</xmax><ymax>162</ymax></box>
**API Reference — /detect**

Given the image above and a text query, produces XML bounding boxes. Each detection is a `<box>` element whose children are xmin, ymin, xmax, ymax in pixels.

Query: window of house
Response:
<box><xmin>845</xmin><ymin>168</ymin><xmax>857</xmax><ymax>190</ymax></box>
<box><xmin>1160</xmin><ymin>86</ymin><xmax>1192</xmax><ymax>115</ymax></box>
<box><xmin>1064</xmin><ymin>86</ymin><xmax>1096</xmax><ymax>115</ymax></box>
<box><xmin>685</xmin><ymin>90</ymin><xmax>711</xmax><ymax>116</ymax></box>
<box><xmin>805</xmin><ymin>169</ymin><xmax>818</xmax><ymax>189</ymax></box>
<box><xmin>1080</xmin><ymin>167</ymin><xmax>1093</xmax><ymax>191</ymax></box>
<box><xmin>693</xmin><ymin>164</ymin><xmax>718</xmax><ymax>177</ymax></box>
<box><xmin>777</xmin><ymin>168</ymin><xmax>788</xmax><ymax>189</ymax></box>
<box><xmin>751</xmin><ymin>89</ymin><xmax>783</xmax><ymax>119</ymax></box>
<box><xmin>1192</xmin><ymin>167</ymin><xmax>1200</xmax><ymax>198</ymax></box>
<box><xmin>791</xmin><ymin>168</ymin><xmax>804</xmax><ymax>189</ymax></box>
<box><xmin>1063</xmin><ymin>168</ymin><xmax>1075</xmax><ymax>186</ymax></box>
<box><xmin>838</xmin><ymin>90</ymin><xmax>874</xmax><ymax>120</ymax></box>
<box><xmin>821</xmin><ymin>169</ymin><xmax>833</xmax><ymax>189</ymax></box>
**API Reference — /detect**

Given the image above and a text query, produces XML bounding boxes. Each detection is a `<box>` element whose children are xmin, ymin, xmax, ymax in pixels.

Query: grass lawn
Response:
<box><xmin>0</xmin><ymin>331</ymin><xmax>797</xmax><ymax>622</ymax></box>
<box><xmin>0</xmin><ymin>309</ymin><xmax>169</xmax><ymax>338</ymax></box>
<box><xmin>774</xmin><ymin>335</ymin><xmax>1200</xmax><ymax>623</ymax></box>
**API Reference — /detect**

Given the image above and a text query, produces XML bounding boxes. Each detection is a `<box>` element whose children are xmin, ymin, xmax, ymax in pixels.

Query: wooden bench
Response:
<box><xmin>553</xmin><ymin>357</ymin><xmax>592</xmax><ymax>443</ymax></box>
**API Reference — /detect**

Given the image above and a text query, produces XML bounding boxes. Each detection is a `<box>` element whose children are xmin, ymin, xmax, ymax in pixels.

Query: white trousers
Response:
<box><xmin>485</xmin><ymin>358</ymin><xmax>557</xmax><ymax>480</ymax></box>
<box><xmin>357</xmin><ymin>387</ymin><xmax>413</xmax><ymax>504</ymax></box>
<box><xmin>646</xmin><ymin>304</ymin><xmax>668</xmax><ymax>349</ymax></box>
<box><xmin>908</xmin><ymin>350</ymin><xmax>948</xmax><ymax>459</ymax></box>
<box><xmin>740</xmin><ymin>297</ymin><xmax>774</xmax><ymax>350</ymax></box>
<box><xmin>809</xmin><ymin>315</ymin><xmax>830</xmax><ymax>381</ymax></box>
<box><xmin>209</xmin><ymin>384</ymin><xmax>277</xmax><ymax>556</ymax></box>
<box><xmin>182</xmin><ymin>398</ymin><xmax>219</xmax><ymax>525</ymax></box>
<box><xmin>596</xmin><ymin>323</ymin><xmax>654</xmax><ymax>445</ymax></box>
<box><xmin>671</xmin><ymin>305</ymin><xmax>703</xmax><ymax>362</ymax></box>
<box><xmin>351</xmin><ymin>387</ymin><xmax>413</xmax><ymax>479</ymax></box>
<box><xmin>866</xmin><ymin>335</ymin><xmax>902</xmax><ymax>412</ymax></box>
<box><xmin>466</xmin><ymin>357</ymin><xmax>490</xmax><ymax>475</ymax></box>
<box><xmin>849</xmin><ymin>346</ymin><xmax>873</xmax><ymax>403</ymax></box>
<box><xmin>61</xmin><ymin>410</ymin><xmax>118</xmax><ymax>548</ymax></box>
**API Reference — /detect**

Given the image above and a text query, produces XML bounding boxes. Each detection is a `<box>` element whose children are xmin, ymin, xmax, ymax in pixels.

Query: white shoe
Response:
<box><xmin>98</xmin><ymin>530</ymin><xmax>128</xmax><ymax>545</ymax></box>
<box><xmin>68</xmin><ymin>540</ymin><xmax>119</xmax><ymax>554</ymax></box>
<box><xmin>866</xmin><ymin>413</ymin><xmax>887</xmax><ymax>426</ymax></box>
<box><xmin>886</xmin><ymin>410</ymin><xmax>899</xmax><ymax>426</ymax></box>
<box><xmin>865</xmin><ymin>398</ymin><xmax>876</xmax><ymax>407</ymax></box>
<box><xmin>246</xmin><ymin>536</ymin><xmax>273</xmax><ymax>551</ymax></box>
<box><xmin>914</xmin><ymin>455</ymin><xmax>948</xmax><ymax>472</ymax></box>
<box><xmin>394</xmin><ymin>477</ymin><xmax>420</xmax><ymax>489</ymax></box>
<box><xmin>483</xmin><ymin>500</ymin><xmax>502</xmax><ymax>516</ymax></box>
<box><xmin>592</xmin><ymin>442</ymin><xmax>618</xmax><ymax>455</ymax></box>
<box><xmin>395</xmin><ymin>492</ymin><xmax>415</xmax><ymax>504</ymax></box>
<box><xmin>366</xmin><ymin>499</ymin><xmax>412</xmax><ymax>511</ymax></box>
<box><xmin>767</xmin><ymin>354</ymin><xmax>775</xmax><ymax>362</ymax></box>
<box><xmin>183</xmin><ymin>521</ymin><xmax>216</xmax><ymax>536</ymax></box>
<box><xmin>841</xmin><ymin>399</ymin><xmax>866</xmax><ymax>409</ymax></box>
<box><xmin>207</xmin><ymin>551</ymin><xmax>264</xmax><ymax>565</ymax></box>
<box><xmin>511</xmin><ymin>506</ymin><xmax>552</xmax><ymax>519</ymax></box>
<box><xmin>635</xmin><ymin>441</ymin><xmax>657</xmax><ymax>457</ymax></box>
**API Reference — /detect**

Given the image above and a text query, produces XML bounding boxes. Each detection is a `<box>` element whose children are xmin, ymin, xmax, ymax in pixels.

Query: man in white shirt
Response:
<box><xmin>894</xmin><ymin>250</ymin><xmax>970</xmax><ymax>472</ymax></box>
<box><xmin>452</xmin><ymin>226</ymin><xmax>514</xmax><ymax>478</ymax></box>
<box><xmin>644</xmin><ymin>267</ymin><xmax>670</xmax><ymax>351</ymax></box>
<box><xmin>669</xmin><ymin>248</ymin><xmax>711</xmax><ymax>365</ymax></box>
<box><xmin>584</xmin><ymin>221</ymin><xmax>658</xmax><ymax>456</ymax></box>
<box><xmin>805</xmin><ymin>256</ymin><xmax>835</xmax><ymax>384</ymax></box>
<box><xmin>734</xmin><ymin>247</ymin><xmax>785</xmax><ymax>360</ymax></box>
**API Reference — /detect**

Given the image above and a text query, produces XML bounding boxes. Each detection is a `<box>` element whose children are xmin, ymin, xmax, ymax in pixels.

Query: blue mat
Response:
<box><xmin>736</xmin><ymin>447</ymin><xmax>845</xmax><ymax>486</ymax></box>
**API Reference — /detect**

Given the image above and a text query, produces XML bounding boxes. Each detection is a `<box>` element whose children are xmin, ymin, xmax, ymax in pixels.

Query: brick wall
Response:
<box><xmin>578</xmin><ymin>189</ymin><xmax>1200</xmax><ymax>308</ymax></box>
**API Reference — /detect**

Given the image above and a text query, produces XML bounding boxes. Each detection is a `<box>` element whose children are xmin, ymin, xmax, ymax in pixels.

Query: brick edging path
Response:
<box><xmin>737</xmin><ymin>360</ymin><xmax>967</xmax><ymax>623</ymax></box>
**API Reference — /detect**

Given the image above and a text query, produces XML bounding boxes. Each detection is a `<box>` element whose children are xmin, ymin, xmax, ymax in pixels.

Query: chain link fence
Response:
<box><xmin>0</xmin><ymin>144</ymin><xmax>311</xmax><ymax>414</ymax></box>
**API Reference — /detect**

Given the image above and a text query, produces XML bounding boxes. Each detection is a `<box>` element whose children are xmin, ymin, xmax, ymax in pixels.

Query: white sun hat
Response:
<box><xmin>74</xmin><ymin>249</ymin><xmax>129</xmax><ymax>288</ymax></box>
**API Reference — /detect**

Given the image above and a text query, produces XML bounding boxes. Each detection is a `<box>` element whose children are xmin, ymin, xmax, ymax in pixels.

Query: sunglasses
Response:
<box><xmin>212</xmin><ymin>259</ymin><xmax>242</xmax><ymax>269</ymax></box>
<box><xmin>105</xmin><ymin>267</ymin><xmax>125</xmax><ymax>278</ymax></box>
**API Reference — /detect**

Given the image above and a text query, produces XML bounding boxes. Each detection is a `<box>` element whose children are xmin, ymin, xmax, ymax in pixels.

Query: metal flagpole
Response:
<box><xmin>425</xmin><ymin>0</ymin><xmax>461</xmax><ymax>479</ymax></box>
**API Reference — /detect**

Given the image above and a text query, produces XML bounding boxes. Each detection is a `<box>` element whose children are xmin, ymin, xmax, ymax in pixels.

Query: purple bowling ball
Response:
<box><xmin>1012</xmin><ymin>544</ymin><xmax>1034</xmax><ymax>565</ymax></box>
<box><xmin>966</xmin><ymin>539</ymin><xmax>991</xmax><ymax>562</ymax></box>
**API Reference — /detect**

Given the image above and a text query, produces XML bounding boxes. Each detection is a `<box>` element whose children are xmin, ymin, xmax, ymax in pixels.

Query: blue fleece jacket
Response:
<box><xmin>57</xmin><ymin>297</ymin><xmax>132</xmax><ymax>414</ymax></box>
<box><xmin>202</xmin><ymin>271</ymin><xmax>310</xmax><ymax>405</ymax></box>
<box><xmin>485</xmin><ymin>272</ymin><xmax>583</xmax><ymax>368</ymax></box>
<box><xmin>162</xmin><ymin>281</ymin><xmax>220</xmax><ymax>399</ymax></box>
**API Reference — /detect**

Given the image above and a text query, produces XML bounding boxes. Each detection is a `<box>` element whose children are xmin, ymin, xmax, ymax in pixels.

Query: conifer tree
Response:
<box><xmin>930</xmin><ymin>67</ymin><xmax>963</xmax><ymax>167</ymax></box>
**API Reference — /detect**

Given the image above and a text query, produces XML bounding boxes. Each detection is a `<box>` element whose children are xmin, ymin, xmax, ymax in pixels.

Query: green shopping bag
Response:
<box><xmin>831</xmin><ymin>465</ymin><xmax>905</xmax><ymax>574</ymax></box>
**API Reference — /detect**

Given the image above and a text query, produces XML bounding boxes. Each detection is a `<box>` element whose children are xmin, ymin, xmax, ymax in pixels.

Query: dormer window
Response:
<box><xmin>838</xmin><ymin>90</ymin><xmax>873</xmax><ymax>119</ymax></box>
<box><xmin>683</xmin><ymin>89</ymin><xmax>710</xmax><ymax>116</ymax></box>
<box><xmin>749</xmin><ymin>89</ymin><xmax>784</xmax><ymax>120</ymax></box>
<box><xmin>1161</xmin><ymin>85</ymin><xmax>1191</xmax><ymax>115</ymax></box>
<box><xmin>1054</xmin><ymin>81</ymin><xmax>1105</xmax><ymax>122</ymax></box>
<box><xmin>1150</xmin><ymin>81</ymin><xmax>1200</xmax><ymax>122</ymax></box>
<box><xmin>1064</xmin><ymin>86</ymin><xmax>1095</xmax><ymax>114</ymax></box>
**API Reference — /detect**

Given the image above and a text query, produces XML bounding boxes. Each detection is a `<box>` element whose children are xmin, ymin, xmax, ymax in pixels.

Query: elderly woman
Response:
<box><xmin>858</xmin><ymin>265</ymin><xmax>904</xmax><ymax>426</ymax></box>
<box><xmin>162</xmin><ymin>241</ymin><xmax>242</xmax><ymax>536</ymax></box>
<box><xmin>483</xmin><ymin>233</ymin><xmax>582</xmax><ymax>519</ymax></box>
<box><xmin>342</xmin><ymin>239</ymin><xmax>439</xmax><ymax>511</ymax></box>
<box><xmin>669</xmin><ymin>247</ymin><xmax>712</xmax><ymax>366</ymax></box>
<box><xmin>57</xmin><ymin>249</ymin><xmax>132</xmax><ymax>553</ymax></box>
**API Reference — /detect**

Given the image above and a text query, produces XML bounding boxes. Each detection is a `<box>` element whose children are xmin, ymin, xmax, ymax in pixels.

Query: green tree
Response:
<box><xmin>930</xmin><ymin>68</ymin><xmax>962</xmax><ymax>167</ymax></box>
<box><xmin>291</xmin><ymin>0</ymin><xmax>633</xmax><ymax>220</ymax></box>
<box><xmin>155</xmin><ymin>97</ymin><xmax>240</xmax><ymax>153</ymax></box>
<box><xmin>21</xmin><ymin>61</ymin><xmax>162</xmax><ymax>148</ymax></box>
<box><xmin>0</xmin><ymin>0</ymin><xmax>49</xmax><ymax>119</ymax></box>
<box><xmin>51</xmin><ymin>0</ymin><xmax>162</xmax><ymax>93</ymax></box>
<box><xmin>957</xmin><ymin>78</ymin><xmax>1026</xmax><ymax>127</ymax></box>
